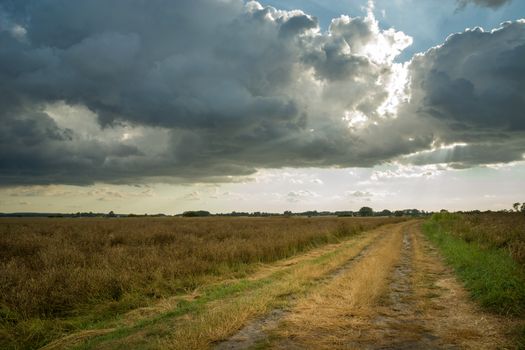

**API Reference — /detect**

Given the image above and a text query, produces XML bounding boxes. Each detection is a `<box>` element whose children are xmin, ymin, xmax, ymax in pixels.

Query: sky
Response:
<box><xmin>0</xmin><ymin>0</ymin><xmax>524</xmax><ymax>214</ymax></box>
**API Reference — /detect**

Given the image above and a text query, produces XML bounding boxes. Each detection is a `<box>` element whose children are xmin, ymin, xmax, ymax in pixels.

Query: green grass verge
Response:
<box><xmin>422</xmin><ymin>215</ymin><xmax>525</xmax><ymax>316</ymax></box>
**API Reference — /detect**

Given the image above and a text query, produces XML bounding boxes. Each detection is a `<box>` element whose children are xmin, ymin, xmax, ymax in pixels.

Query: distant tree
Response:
<box><xmin>513</xmin><ymin>202</ymin><xmax>521</xmax><ymax>212</ymax></box>
<box><xmin>358</xmin><ymin>206</ymin><xmax>374</xmax><ymax>217</ymax></box>
<box><xmin>107</xmin><ymin>210</ymin><xmax>116</xmax><ymax>218</ymax></box>
<box><xmin>403</xmin><ymin>209</ymin><xmax>421</xmax><ymax>217</ymax></box>
<box><xmin>283</xmin><ymin>210</ymin><xmax>293</xmax><ymax>216</ymax></box>
<box><xmin>521</xmin><ymin>203</ymin><xmax>525</xmax><ymax>213</ymax></box>
<box><xmin>379</xmin><ymin>209</ymin><xmax>392</xmax><ymax>217</ymax></box>
<box><xmin>182</xmin><ymin>210</ymin><xmax>211</xmax><ymax>217</ymax></box>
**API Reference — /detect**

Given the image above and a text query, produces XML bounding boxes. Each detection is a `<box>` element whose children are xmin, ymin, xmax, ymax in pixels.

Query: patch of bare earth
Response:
<box><xmin>261</xmin><ymin>222</ymin><xmax>517</xmax><ymax>349</ymax></box>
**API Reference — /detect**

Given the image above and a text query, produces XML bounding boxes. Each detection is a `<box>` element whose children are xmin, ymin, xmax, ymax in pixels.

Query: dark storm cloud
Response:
<box><xmin>0</xmin><ymin>0</ymin><xmax>417</xmax><ymax>185</ymax></box>
<box><xmin>457</xmin><ymin>0</ymin><xmax>512</xmax><ymax>9</ymax></box>
<box><xmin>403</xmin><ymin>20</ymin><xmax>525</xmax><ymax>167</ymax></box>
<box><xmin>0</xmin><ymin>0</ymin><xmax>523</xmax><ymax>186</ymax></box>
<box><xmin>411</xmin><ymin>23</ymin><xmax>525</xmax><ymax>130</ymax></box>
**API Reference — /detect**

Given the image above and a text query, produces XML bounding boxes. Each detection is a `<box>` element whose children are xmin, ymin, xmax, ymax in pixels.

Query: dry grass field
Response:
<box><xmin>2</xmin><ymin>214</ymin><xmax>523</xmax><ymax>349</ymax></box>
<box><xmin>0</xmin><ymin>216</ymin><xmax>403</xmax><ymax>349</ymax></box>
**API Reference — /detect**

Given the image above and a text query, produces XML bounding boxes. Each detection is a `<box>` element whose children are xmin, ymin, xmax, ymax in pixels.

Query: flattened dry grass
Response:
<box><xmin>0</xmin><ymin>216</ymin><xmax>403</xmax><ymax>349</ymax></box>
<box><xmin>268</xmin><ymin>222</ymin><xmax>405</xmax><ymax>349</ymax></box>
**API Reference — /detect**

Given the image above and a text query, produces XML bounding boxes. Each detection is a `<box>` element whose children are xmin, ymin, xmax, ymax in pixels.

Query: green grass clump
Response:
<box><xmin>423</xmin><ymin>214</ymin><xmax>525</xmax><ymax>316</ymax></box>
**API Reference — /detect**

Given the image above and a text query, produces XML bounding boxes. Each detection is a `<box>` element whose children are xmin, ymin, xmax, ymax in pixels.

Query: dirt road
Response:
<box><xmin>215</xmin><ymin>221</ymin><xmax>516</xmax><ymax>350</ymax></box>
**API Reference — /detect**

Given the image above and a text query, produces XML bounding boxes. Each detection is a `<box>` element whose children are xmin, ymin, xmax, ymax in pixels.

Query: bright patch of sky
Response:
<box><xmin>2</xmin><ymin>163</ymin><xmax>524</xmax><ymax>213</ymax></box>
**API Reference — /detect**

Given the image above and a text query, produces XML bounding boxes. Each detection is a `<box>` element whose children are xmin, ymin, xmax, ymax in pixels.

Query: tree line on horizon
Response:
<box><xmin>183</xmin><ymin>207</ymin><xmax>429</xmax><ymax>218</ymax></box>
<box><xmin>1</xmin><ymin>203</ymin><xmax>523</xmax><ymax>218</ymax></box>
